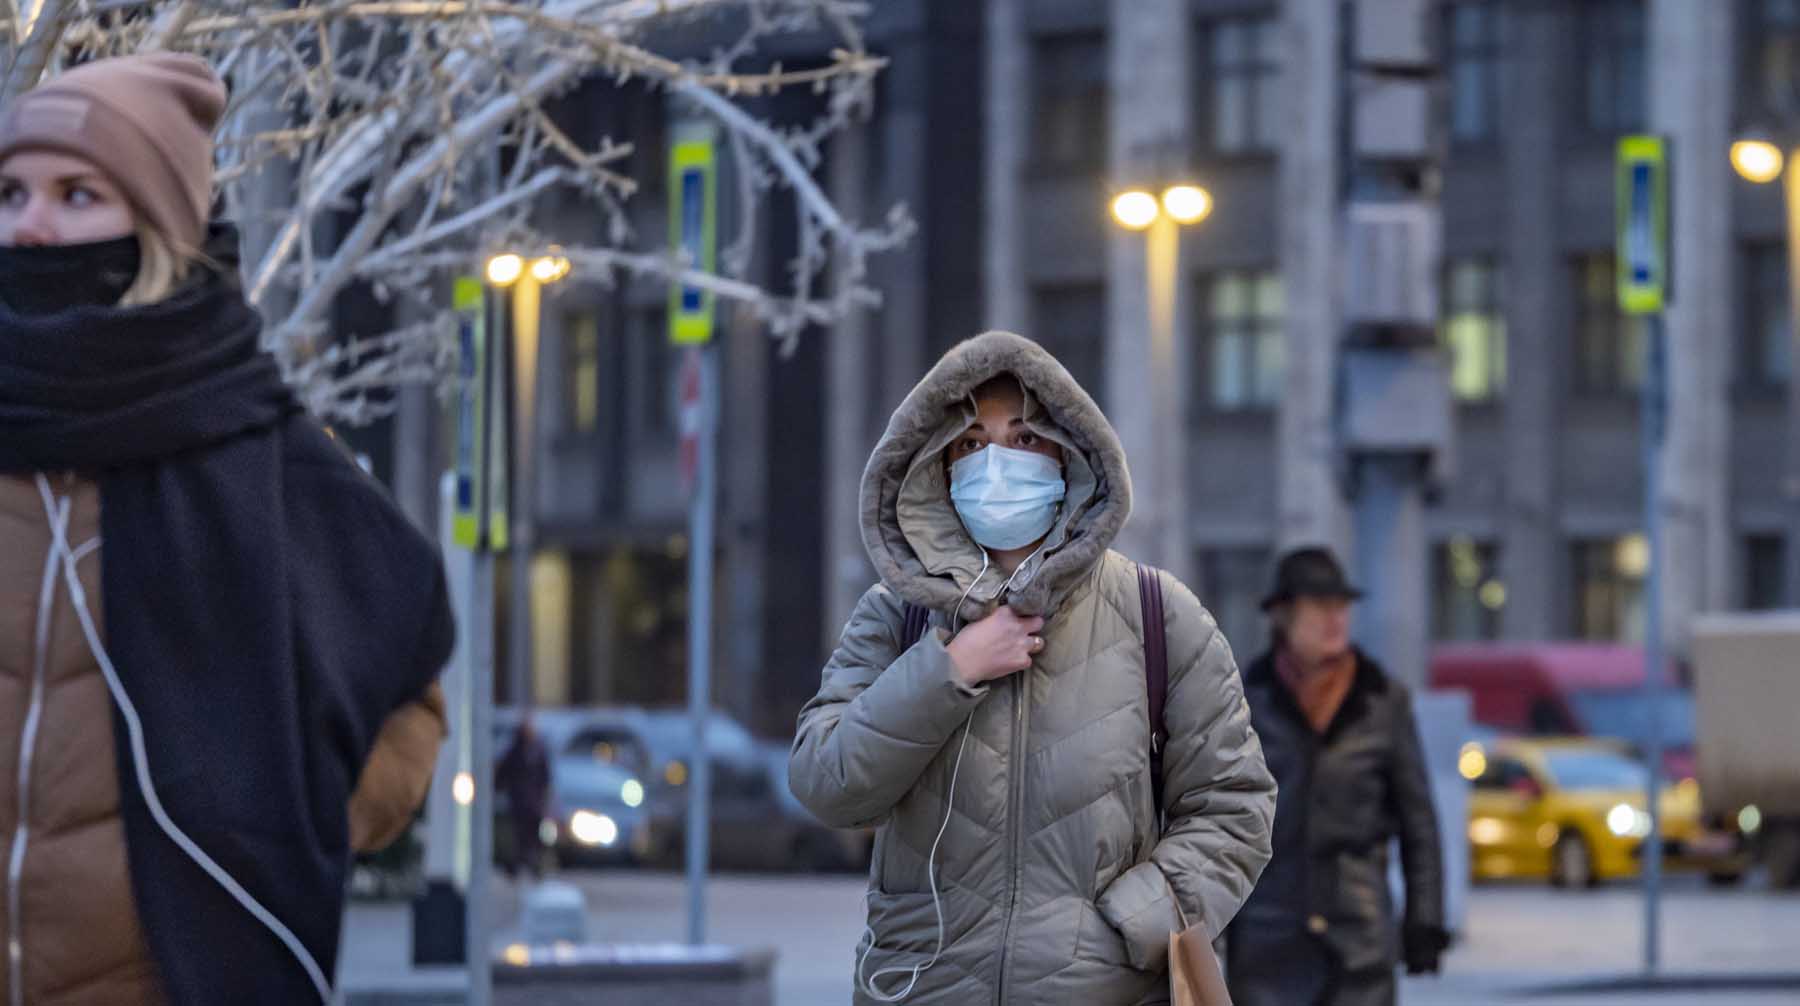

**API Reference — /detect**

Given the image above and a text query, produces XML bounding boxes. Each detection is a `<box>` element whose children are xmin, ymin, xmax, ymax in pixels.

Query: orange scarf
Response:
<box><xmin>1275</xmin><ymin>648</ymin><xmax>1358</xmax><ymax>734</ymax></box>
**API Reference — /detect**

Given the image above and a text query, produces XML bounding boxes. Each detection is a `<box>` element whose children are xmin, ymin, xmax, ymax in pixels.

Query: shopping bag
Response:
<box><xmin>1168</xmin><ymin>904</ymin><xmax>1231</xmax><ymax>1006</ymax></box>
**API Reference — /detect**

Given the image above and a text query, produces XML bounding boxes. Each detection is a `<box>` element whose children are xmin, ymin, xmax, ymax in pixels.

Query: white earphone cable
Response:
<box><xmin>861</xmin><ymin>539</ymin><xmax>1059</xmax><ymax>1002</ymax></box>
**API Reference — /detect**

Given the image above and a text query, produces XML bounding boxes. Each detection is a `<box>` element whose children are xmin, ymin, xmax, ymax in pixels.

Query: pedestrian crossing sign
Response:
<box><xmin>1616</xmin><ymin>135</ymin><xmax>1670</xmax><ymax>316</ymax></box>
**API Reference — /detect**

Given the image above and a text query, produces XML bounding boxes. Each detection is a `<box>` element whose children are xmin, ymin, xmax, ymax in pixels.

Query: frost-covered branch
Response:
<box><xmin>4</xmin><ymin>0</ymin><xmax>902</xmax><ymax>424</ymax></box>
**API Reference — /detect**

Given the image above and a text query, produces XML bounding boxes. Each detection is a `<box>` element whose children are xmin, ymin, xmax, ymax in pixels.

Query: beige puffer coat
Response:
<box><xmin>0</xmin><ymin>472</ymin><xmax>445</xmax><ymax>1005</ymax></box>
<box><xmin>790</xmin><ymin>332</ymin><xmax>1276</xmax><ymax>1005</ymax></box>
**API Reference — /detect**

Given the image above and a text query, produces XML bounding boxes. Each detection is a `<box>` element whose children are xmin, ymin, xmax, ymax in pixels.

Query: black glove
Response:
<box><xmin>1403</xmin><ymin>924</ymin><xmax>1449</xmax><ymax>975</ymax></box>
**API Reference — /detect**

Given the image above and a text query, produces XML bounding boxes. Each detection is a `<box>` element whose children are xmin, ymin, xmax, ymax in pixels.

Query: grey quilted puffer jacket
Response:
<box><xmin>790</xmin><ymin>331</ymin><xmax>1276</xmax><ymax>1005</ymax></box>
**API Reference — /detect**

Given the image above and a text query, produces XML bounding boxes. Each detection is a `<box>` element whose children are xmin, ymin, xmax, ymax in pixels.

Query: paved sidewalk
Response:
<box><xmin>340</xmin><ymin>872</ymin><xmax>1800</xmax><ymax>1004</ymax></box>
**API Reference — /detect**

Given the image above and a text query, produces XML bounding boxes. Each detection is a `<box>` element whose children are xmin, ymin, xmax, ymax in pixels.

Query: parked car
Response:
<box><xmin>1463</xmin><ymin>737</ymin><xmax>1743</xmax><ymax>888</ymax></box>
<box><xmin>1432</xmin><ymin>643</ymin><xmax>1698</xmax><ymax>780</ymax></box>
<box><xmin>492</xmin><ymin>712</ymin><xmax>654</xmax><ymax>867</ymax></box>
<box><xmin>494</xmin><ymin>706</ymin><xmax>766</xmax><ymax>868</ymax></box>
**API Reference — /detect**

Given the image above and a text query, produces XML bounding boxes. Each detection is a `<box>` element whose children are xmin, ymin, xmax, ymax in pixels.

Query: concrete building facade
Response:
<box><xmin>980</xmin><ymin>0</ymin><xmax>1789</xmax><ymax>661</ymax></box>
<box><xmin>390</xmin><ymin>0</ymin><xmax>1795</xmax><ymax>738</ymax></box>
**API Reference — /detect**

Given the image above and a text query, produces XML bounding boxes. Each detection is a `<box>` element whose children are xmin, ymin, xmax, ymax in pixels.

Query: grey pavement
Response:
<box><xmin>342</xmin><ymin>871</ymin><xmax>1800</xmax><ymax>1004</ymax></box>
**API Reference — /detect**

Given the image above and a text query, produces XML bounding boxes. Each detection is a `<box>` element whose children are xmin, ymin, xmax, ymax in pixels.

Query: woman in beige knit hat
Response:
<box><xmin>0</xmin><ymin>54</ymin><xmax>455</xmax><ymax>1004</ymax></box>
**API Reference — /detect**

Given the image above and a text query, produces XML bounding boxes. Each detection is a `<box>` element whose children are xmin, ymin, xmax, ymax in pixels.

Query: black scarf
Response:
<box><xmin>0</xmin><ymin>227</ymin><xmax>454</xmax><ymax>1002</ymax></box>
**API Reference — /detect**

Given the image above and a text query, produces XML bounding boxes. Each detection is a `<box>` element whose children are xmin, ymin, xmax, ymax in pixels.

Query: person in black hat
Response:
<box><xmin>1225</xmin><ymin>546</ymin><xmax>1447</xmax><ymax>1006</ymax></box>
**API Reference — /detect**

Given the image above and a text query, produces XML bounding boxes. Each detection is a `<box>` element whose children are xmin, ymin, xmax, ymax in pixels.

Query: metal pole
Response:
<box><xmin>1782</xmin><ymin>156</ymin><xmax>1800</xmax><ymax>607</ymax></box>
<box><xmin>467</xmin><ymin>551</ymin><xmax>496</xmax><ymax>1004</ymax></box>
<box><xmin>507</xmin><ymin>278</ymin><xmax>540</xmax><ymax>707</ymax></box>
<box><xmin>685</xmin><ymin>341</ymin><xmax>719</xmax><ymax>945</ymax></box>
<box><xmin>1641</xmin><ymin>312</ymin><xmax>1667</xmax><ymax>974</ymax></box>
<box><xmin>1145</xmin><ymin>214</ymin><xmax>1179</xmax><ymax>569</ymax></box>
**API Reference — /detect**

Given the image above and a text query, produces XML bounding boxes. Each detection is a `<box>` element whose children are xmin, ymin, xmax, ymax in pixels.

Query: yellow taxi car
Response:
<box><xmin>1461</xmin><ymin>737</ymin><xmax>1741</xmax><ymax>888</ymax></box>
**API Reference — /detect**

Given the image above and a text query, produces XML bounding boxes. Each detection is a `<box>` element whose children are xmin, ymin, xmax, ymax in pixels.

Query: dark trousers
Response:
<box><xmin>507</xmin><ymin>813</ymin><xmax>545</xmax><ymax>879</ymax></box>
<box><xmin>1228</xmin><ymin>930</ymin><xmax>1396</xmax><ymax>1006</ymax></box>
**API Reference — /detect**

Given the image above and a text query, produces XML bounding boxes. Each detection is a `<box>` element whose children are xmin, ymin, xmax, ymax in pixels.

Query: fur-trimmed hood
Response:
<box><xmin>859</xmin><ymin>330</ymin><xmax>1132</xmax><ymax>620</ymax></box>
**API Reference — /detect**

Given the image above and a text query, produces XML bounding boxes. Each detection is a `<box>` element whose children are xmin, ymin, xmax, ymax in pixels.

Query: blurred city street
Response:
<box><xmin>342</xmin><ymin>870</ymin><xmax>1800</xmax><ymax>1005</ymax></box>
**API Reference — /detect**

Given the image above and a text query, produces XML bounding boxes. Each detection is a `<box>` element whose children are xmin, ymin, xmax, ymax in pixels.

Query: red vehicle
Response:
<box><xmin>1429</xmin><ymin>643</ymin><xmax>1696</xmax><ymax>781</ymax></box>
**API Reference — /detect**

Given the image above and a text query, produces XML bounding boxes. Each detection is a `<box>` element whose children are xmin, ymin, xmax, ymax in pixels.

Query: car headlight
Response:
<box><xmin>1606</xmin><ymin>803</ymin><xmax>1637</xmax><ymax>837</ymax></box>
<box><xmin>621</xmin><ymin>778</ymin><xmax>645</xmax><ymax>808</ymax></box>
<box><xmin>1739</xmin><ymin>805</ymin><xmax>1763</xmax><ymax>835</ymax></box>
<box><xmin>569</xmin><ymin>810</ymin><xmax>619</xmax><ymax>847</ymax></box>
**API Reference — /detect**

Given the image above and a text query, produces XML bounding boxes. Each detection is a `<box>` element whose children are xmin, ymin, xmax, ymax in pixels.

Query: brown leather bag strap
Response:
<box><xmin>1137</xmin><ymin>564</ymin><xmax>1169</xmax><ymax>817</ymax></box>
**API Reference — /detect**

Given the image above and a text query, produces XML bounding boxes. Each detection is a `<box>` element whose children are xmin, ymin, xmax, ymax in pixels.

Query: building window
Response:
<box><xmin>1199</xmin><ymin>17</ymin><xmax>1282</xmax><ymax>156</ymax></box>
<box><xmin>565</xmin><ymin>310</ymin><xmax>601</xmax><ymax>434</ymax></box>
<box><xmin>1744</xmin><ymin>534</ymin><xmax>1787</xmax><ymax>610</ymax></box>
<box><xmin>1575</xmin><ymin>0</ymin><xmax>1646</xmax><ymax>134</ymax></box>
<box><xmin>1572</xmin><ymin>534</ymin><xmax>1648</xmax><ymax>642</ymax></box>
<box><xmin>1573</xmin><ymin>253</ymin><xmax>1646</xmax><ymax>394</ymax></box>
<box><xmin>1199</xmin><ymin>547</ymin><xmax>1272</xmax><ymax>659</ymax></box>
<box><xmin>1030</xmin><ymin>284</ymin><xmax>1107</xmax><ymax>404</ymax></box>
<box><xmin>1433</xmin><ymin>537</ymin><xmax>1505</xmax><ymax>641</ymax></box>
<box><xmin>1447</xmin><ymin>2</ymin><xmax>1503</xmax><ymax>144</ymax></box>
<box><xmin>632</xmin><ymin>305</ymin><xmax>675</xmax><ymax>436</ymax></box>
<box><xmin>1199</xmin><ymin>270</ymin><xmax>1285</xmax><ymax>412</ymax></box>
<box><xmin>1442</xmin><ymin>258</ymin><xmax>1507</xmax><ymax>400</ymax></box>
<box><xmin>1745</xmin><ymin>243</ymin><xmax>1792</xmax><ymax>389</ymax></box>
<box><xmin>1030</xmin><ymin>33</ymin><xmax>1108</xmax><ymax>171</ymax></box>
<box><xmin>1746</xmin><ymin>0</ymin><xmax>1800</xmax><ymax>122</ymax></box>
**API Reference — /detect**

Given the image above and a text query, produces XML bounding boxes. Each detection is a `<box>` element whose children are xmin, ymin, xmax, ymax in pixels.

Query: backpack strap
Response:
<box><xmin>900</xmin><ymin>601</ymin><xmax>931</xmax><ymax>650</ymax></box>
<box><xmin>1137</xmin><ymin>564</ymin><xmax>1170</xmax><ymax>817</ymax></box>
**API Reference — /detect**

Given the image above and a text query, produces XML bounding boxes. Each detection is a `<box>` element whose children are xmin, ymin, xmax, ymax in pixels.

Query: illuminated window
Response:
<box><xmin>1441</xmin><ymin>259</ymin><xmax>1507</xmax><ymax>400</ymax></box>
<box><xmin>1571</xmin><ymin>535</ymin><xmax>1648</xmax><ymax>642</ymax></box>
<box><xmin>1433</xmin><ymin>538</ymin><xmax>1504</xmax><ymax>641</ymax></box>
<box><xmin>1573</xmin><ymin>253</ymin><xmax>1646</xmax><ymax>395</ymax></box>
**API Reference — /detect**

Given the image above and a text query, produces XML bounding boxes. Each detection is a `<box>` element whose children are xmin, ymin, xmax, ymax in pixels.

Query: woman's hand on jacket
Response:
<box><xmin>945</xmin><ymin>605</ymin><xmax>1045</xmax><ymax>688</ymax></box>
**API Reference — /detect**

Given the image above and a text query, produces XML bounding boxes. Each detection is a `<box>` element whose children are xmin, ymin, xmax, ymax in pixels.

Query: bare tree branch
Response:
<box><xmin>8</xmin><ymin>0</ymin><xmax>902</xmax><ymax>423</ymax></box>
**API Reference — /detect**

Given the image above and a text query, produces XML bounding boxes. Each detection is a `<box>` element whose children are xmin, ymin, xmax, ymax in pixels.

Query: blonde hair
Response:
<box><xmin>119</xmin><ymin>221</ymin><xmax>195</xmax><ymax>307</ymax></box>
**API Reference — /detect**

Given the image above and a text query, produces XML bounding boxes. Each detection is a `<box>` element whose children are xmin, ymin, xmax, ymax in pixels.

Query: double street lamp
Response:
<box><xmin>484</xmin><ymin>250</ymin><xmax>572</xmax><ymax>707</ymax></box>
<box><xmin>1107</xmin><ymin>181</ymin><xmax>1213</xmax><ymax>569</ymax></box>
<box><xmin>1110</xmin><ymin>183</ymin><xmax>1215</xmax><ymax>230</ymax></box>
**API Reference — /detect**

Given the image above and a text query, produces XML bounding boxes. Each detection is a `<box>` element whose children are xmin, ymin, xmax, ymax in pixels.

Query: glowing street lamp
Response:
<box><xmin>1732</xmin><ymin>138</ymin><xmax>1785</xmax><ymax>185</ymax></box>
<box><xmin>485</xmin><ymin>253</ymin><xmax>524</xmax><ymax>287</ymax></box>
<box><xmin>1107</xmin><ymin>178</ymin><xmax>1212</xmax><ymax>568</ymax></box>
<box><xmin>1160</xmin><ymin>184</ymin><xmax>1213</xmax><ymax>225</ymax></box>
<box><xmin>1110</xmin><ymin>189</ymin><xmax>1160</xmax><ymax>230</ymax></box>
<box><xmin>531</xmin><ymin>255</ymin><xmax>572</xmax><ymax>284</ymax></box>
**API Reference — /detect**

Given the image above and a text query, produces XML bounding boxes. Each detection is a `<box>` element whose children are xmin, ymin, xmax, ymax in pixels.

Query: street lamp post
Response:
<box><xmin>1110</xmin><ymin>184</ymin><xmax>1212</xmax><ymax>571</ymax></box>
<box><xmin>486</xmin><ymin>251</ymin><xmax>572</xmax><ymax>708</ymax></box>
<box><xmin>1731</xmin><ymin>136</ymin><xmax>1800</xmax><ymax>606</ymax></box>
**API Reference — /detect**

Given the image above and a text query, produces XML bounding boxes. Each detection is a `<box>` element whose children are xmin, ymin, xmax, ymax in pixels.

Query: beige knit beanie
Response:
<box><xmin>0</xmin><ymin>54</ymin><xmax>226</xmax><ymax>250</ymax></box>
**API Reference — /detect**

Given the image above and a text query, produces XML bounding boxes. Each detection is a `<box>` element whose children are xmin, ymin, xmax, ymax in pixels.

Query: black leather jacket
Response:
<box><xmin>1229</xmin><ymin>648</ymin><xmax>1444</xmax><ymax>972</ymax></box>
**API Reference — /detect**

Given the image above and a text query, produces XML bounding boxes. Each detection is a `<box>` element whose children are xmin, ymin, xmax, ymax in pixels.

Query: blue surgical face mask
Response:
<box><xmin>949</xmin><ymin>444</ymin><xmax>1067</xmax><ymax>551</ymax></box>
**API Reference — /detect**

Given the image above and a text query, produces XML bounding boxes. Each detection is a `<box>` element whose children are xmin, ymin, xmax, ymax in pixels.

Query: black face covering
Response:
<box><xmin>0</xmin><ymin>234</ymin><xmax>142</xmax><ymax>315</ymax></box>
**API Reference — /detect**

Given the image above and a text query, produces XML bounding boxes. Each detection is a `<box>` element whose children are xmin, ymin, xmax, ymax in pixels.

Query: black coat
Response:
<box><xmin>1228</xmin><ymin>648</ymin><xmax>1444</xmax><ymax>974</ymax></box>
<box><xmin>0</xmin><ymin>237</ymin><xmax>456</xmax><ymax>1003</ymax></box>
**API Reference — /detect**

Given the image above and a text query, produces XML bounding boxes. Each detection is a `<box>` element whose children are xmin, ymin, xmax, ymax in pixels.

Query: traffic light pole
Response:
<box><xmin>685</xmin><ymin>342</ymin><xmax>718</xmax><ymax>945</ymax></box>
<box><xmin>1641</xmin><ymin>313</ymin><xmax>1667</xmax><ymax>974</ymax></box>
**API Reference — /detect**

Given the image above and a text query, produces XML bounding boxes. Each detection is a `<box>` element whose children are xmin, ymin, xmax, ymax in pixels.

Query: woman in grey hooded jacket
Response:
<box><xmin>790</xmin><ymin>331</ymin><xmax>1276</xmax><ymax>1005</ymax></box>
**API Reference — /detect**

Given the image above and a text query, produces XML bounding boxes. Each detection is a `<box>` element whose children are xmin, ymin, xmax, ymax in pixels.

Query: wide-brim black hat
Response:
<box><xmin>1260</xmin><ymin>546</ymin><xmax>1364</xmax><ymax>611</ymax></box>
